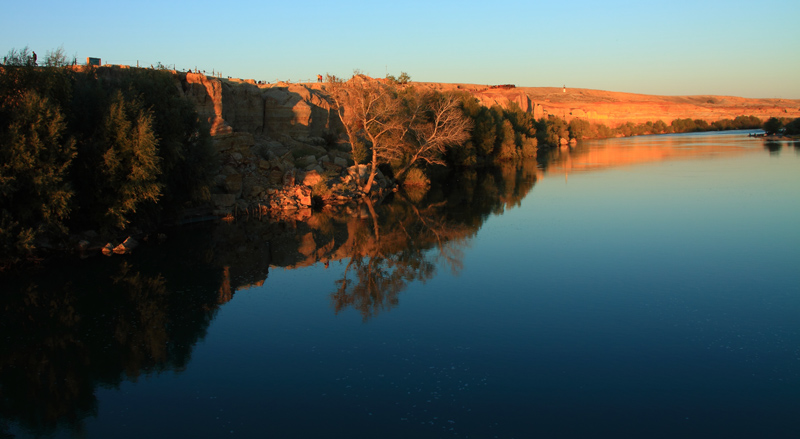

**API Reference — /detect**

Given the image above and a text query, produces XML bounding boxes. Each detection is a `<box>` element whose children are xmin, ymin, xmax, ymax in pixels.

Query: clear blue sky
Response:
<box><xmin>3</xmin><ymin>0</ymin><xmax>799</xmax><ymax>98</ymax></box>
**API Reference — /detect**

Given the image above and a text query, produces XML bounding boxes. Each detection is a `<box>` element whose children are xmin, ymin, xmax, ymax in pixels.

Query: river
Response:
<box><xmin>1</xmin><ymin>131</ymin><xmax>798</xmax><ymax>438</ymax></box>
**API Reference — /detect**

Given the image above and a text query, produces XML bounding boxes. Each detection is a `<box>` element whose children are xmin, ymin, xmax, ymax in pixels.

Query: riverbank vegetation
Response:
<box><xmin>763</xmin><ymin>116</ymin><xmax>800</xmax><ymax>136</ymax></box>
<box><xmin>3</xmin><ymin>55</ymin><xmax>795</xmax><ymax>266</ymax></box>
<box><xmin>1</xmin><ymin>48</ymin><xmax>215</xmax><ymax>265</ymax></box>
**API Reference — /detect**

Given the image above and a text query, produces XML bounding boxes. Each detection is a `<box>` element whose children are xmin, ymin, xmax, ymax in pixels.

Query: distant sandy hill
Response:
<box><xmin>415</xmin><ymin>82</ymin><xmax>800</xmax><ymax>127</ymax></box>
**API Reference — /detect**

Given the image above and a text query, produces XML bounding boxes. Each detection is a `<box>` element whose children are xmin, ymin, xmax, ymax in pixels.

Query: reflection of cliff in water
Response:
<box><xmin>214</xmin><ymin>160</ymin><xmax>542</xmax><ymax>320</ymax></box>
<box><xmin>537</xmin><ymin>131</ymin><xmax>767</xmax><ymax>177</ymax></box>
<box><xmin>0</xmin><ymin>160</ymin><xmax>541</xmax><ymax>436</ymax></box>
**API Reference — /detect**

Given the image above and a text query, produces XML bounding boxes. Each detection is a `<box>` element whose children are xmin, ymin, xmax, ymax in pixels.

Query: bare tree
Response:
<box><xmin>395</xmin><ymin>91</ymin><xmax>472</xmax><ymax>180</ymax></box>
<box><xmin>326</xmin><ymin>73</ymin><xmax>470</xmax><ymax>193</ymax></box>
<box><xmin>43</xmin><ymin>45</ymin><xmax>72</xmax><ymax>67</ymax></box>
<box><xmin>327</xmin><ymin>74</ymin><xmax>402</xmax><ymax>193</ymax></box>
<box><xmin>3</xmin><ymin>46</ymin><xmax>36</xmax><ymax>67</ymax></box>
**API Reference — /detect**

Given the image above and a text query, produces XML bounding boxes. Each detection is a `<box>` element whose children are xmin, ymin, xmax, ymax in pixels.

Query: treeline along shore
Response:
<box><xmin>2</xmin><ymin>47</ymin><xmax>800</xmax><ymax>267</ymax></box>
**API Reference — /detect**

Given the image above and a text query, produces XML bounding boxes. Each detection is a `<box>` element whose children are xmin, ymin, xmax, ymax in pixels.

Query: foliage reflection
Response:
<box><xmin>0</xmin><ymin>230</ymin><xmax>223</xmax><ymax>437</ymax></box>
<box><xmin>329</xmin><ymin>160</ymin><xmax>541</xmax><ymax>320</ymax></box>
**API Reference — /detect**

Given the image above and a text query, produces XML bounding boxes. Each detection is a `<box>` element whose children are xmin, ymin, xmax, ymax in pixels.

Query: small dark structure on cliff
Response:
<box><xmin>489</xmin><ymin>84</ymin><xmax>516</xmax><ymax>90</ymax></box>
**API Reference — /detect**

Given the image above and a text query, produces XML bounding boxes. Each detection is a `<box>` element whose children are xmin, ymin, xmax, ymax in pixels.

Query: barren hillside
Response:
<box><xmin>417</xmin><ymin>82</ymin><xmax>800</xmax><ymax>127</ymax></box>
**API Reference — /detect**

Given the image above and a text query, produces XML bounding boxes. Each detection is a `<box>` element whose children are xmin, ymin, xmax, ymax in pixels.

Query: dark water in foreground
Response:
<box><xmin>2</xmin><ymin>131</ymin><xmax>799</xmax><ymax>438</ymax></box>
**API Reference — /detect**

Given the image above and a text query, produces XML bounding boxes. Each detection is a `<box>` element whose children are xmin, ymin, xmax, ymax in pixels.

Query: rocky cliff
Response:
<box><xmin>175</xmin><ymin>73</ymin><xmax>800</xmax><ymax>215</ymax></box>
<box><xmin>182</xmin><ymin>73</ymin><xmax>800</xmax><ymax>143</ymax></box>
<box><xmin>178</xmin><ymin>73</ymin><xmax>366</xmax><ymax>216</ymax></box>
<box><xmin>180</xmin><ymin>72</ymin><xmax>339</xmax><ymax>138</ymax></box>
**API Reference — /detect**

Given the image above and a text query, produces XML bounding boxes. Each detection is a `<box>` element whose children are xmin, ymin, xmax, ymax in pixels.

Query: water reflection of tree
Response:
<box><xmin>764</xmin><ymin>141</ymin><xmax>782</xmax><ymax>154</ymax></box>
<box><xmin>331</xmin><ymin>160</ymin><xmax>540</xmax><ymax>321</ymax></box>
<box><xmin>331</xmin><ymin>198</ymin><xmax>444</xmax><ymax>321</ymax></box>
<box><xmin>0</xmin><ymin>160</ymin><xmax>545</xmax><ymax>435</ymax></box>
<box><xmin>0</xmin><ymin>231</ymin><xmax>223</xmax><ymax>437</ymax></box>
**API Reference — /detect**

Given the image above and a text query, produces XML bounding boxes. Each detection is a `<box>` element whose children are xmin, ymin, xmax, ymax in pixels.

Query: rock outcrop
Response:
<box><xmin>181</xmin><ymin>72</ymin><xmax>337</xmax><ymax>138</ymax></box>
<box><xmin>178</xmin><ymin>73</ymin><xmax>363</xmax><ymax>215</ymax></box>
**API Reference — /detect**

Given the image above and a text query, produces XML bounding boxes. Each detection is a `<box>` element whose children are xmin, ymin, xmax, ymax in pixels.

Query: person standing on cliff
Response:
<box><xmin>317</xmin><ymin>74</ymin><xmax>323</xmax><ymax>83</ymax></box>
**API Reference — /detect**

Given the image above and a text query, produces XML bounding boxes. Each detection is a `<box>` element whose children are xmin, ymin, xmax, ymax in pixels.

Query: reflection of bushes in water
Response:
<box><xmin>425</xmin><ymin>161</ymin><xmax>539</xmax><ymax>225</ymax></box>
<box><xmin>764</xmin><ymin>142</ymin><xmax>782</xmax><ymax>154</ymax></box>
<box><xmin>0</xmin><ymin>281</ymin><xmax>98</xmax><ymax>436</ymax></box>
<box><xmin>0</xmin><ymin>253</ymin><xmax>221</xmax><ymax>436</ymax></box>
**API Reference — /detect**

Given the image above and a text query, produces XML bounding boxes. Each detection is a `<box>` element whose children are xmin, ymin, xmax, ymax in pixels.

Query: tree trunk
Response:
<box><xmin>362</xmin><ymin>138</ymin><xmax>379</xmax><ymax>194</ymax></box>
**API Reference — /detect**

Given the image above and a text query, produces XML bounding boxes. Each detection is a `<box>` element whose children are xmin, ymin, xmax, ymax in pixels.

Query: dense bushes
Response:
<box><xmin>784</xmin><ymin>118</ymin><xmax>800</xmax><ymax>135</ymax></box>
<box><xmin>561</xmin><ymin>114</ymin><xmax>764</xmax><ymax>141</ymax></box>
<box><xmin>451</xmin><ymin>95</ymin><xmax>768</xmax><ymax>167</ymax></box>
<box><xmin>450</xmin><ymin>98</ymin><xmax>538</xmax><ymax>165</ymax></box>
<box><xmin>762</xmin><ymin>116</ymin><xmax>800</xmax><ymax>135</ymax></box>
<box><xmin>0</xmin><ymin>89</ymin><xmax>75</xmax><ymax>256</ymax></box>
<box><xmin>1</xmin><ymin>55</ymin><xmax>214</xmax><ymax>264</ymax></box>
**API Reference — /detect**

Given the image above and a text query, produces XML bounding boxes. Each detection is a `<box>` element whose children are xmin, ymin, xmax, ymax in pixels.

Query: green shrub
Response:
<box><xmin>351</xmin><ymin>138</ymin><xmax>371</xmax><ymax>165</ymax></box>
<box><xmin>763</xmin><ymin>117</ymin><xmax>783</xmax><ymax>135</ymax></box>
<box><xmin>402</xmin><ymin>167</ymin><xmax>430</xmax><ymax>188</ymax></box>
<box><xmin>0</xmin><ymin>91</ymin><xmax>75</xmax><ymax>260</ymax></box>
<box><xmin>496</xmin><ymin>120</ymin><xmax>517</xmax><ymax>160</ymax></box>
<box><xmin>568</xmin><ymin>118</ymin><xmax>592</xmax><ymax>139</ymax></box>
<box><xmin>311</xmin><ymin>171</ymin><xmax>339</xmax><ymax>199</ymax></box>
<box><xmin>93</xmin><ymin>91</ymin><xmax>162</xmax><ymax>230</ymax></box>
<box><xmin>783</xmin><ymin>118</ymin><xmax>800</xmax><ymax>135</ymax></box>
<box><xmin>520</xmin><ymin>135</ymin><xmax>538</xmax><ymax>158</ymax></box>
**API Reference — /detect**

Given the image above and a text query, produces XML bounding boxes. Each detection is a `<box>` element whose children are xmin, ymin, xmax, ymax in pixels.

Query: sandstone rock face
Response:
<box><xmin>222</xmin><ymin>82</ymin><xmax>266</xmax><ymax>135</ymax></box>
<box><xmin>181</xmin><ymin>74</ymin><xmax>336</xmax><ymax>139</ymax></box>
<box><xmin>182</xmin><ymin>72</ymin><xmax>232</xmax><ymax>136</ymax></box>
<box><xmin>472</xmin><ymin>90</ymin><xmax>533</xmax><ymax>113</ymax></box>
<box><xmin>215</xmin><ymin>132</ymin><xmax>255</xmax><ymax>153</ymax></box>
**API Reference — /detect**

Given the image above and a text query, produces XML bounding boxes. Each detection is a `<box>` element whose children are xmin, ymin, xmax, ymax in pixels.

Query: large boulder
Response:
<box><xmin>333</xmin><ymin>156</ymin><xmax>348</xmax><ymax>168</ymax></box>
<box><xmin>302</xmin><ymin>170</ymin><xmax>324</xmax><ymax>187</ymax></box>
<box><xmin>211</xmin><ymin>193</ymin><xmax>236</xmax><ymax>208</ymax></box>
<box><xmin>224</xmin><ymin>173</ymin><xmax>243</xmax><ymax>196</ymax></box>
<box><xmin>295</xmin><ymin>155</ymin><xmax>317</xmax><ymax>168</ymax></box>
<box><xmin>213</xmin><ymin>132</ymin><xmax>255</xmax><ymax>153</ymax></box>
<box><xmin>295</xmin><ymin>186</ymin><xmax>312</xmax><ymax>207</ymax></box>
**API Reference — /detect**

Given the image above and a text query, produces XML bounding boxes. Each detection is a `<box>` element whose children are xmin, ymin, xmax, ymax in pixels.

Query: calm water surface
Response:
<box><xmin>2</xmin><ymin>131</ymin><xmax>799</xmax><ymax>438</ymax></box>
